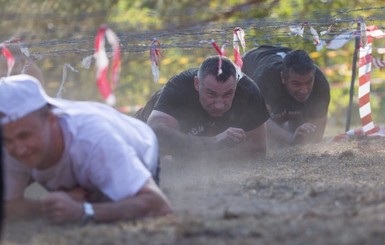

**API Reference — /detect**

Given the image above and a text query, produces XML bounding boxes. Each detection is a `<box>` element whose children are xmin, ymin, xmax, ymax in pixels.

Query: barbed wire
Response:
<box><xmin>2</xmin><ymin>6</ymin><xmax>385</xmax><ymax>60</ymax></box>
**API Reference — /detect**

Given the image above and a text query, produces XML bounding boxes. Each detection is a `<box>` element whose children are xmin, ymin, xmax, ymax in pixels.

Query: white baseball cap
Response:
<box><xmin>0</xmin><ymin>74</ymin><xmax>59</xmax><ymax>125</ymax></box>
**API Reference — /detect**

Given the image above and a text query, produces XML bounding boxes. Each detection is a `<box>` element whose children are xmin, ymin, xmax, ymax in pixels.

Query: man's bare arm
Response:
<box><xmin>216</xmin><ymin>122</ymin><xmax>267</xmax><ymax>161</ymax></box>
<box><xmin>5</xmin><ymin>198</ymin><xmax>43</xmax><ymax>220</ymax></box>
<box><xmin>41</xmin><ymin>178</ymin><xmax>172</xmax><ymax>223</ymax></box>
<box><xmin>245</xmin><ymin>122</ymin><xmax>267</xmax><ymax>157</ymax></box>
<box><xmin>307</xmin><ymin>115</ymin><xmax>328</xmax><ymax>143</ymax></box>
<box><xmin>87</xmin><ymin>179</ymin><xmax>172</xmax><ymax>222</ymax></box>
<box><xmin>147</xmin><ymin>110</ymin><xmax>235</xmax><ymax>155</ymax></box>
<box><xmin>6</xmin><ymin>179</ymin><xmax>172</xmax><ymax>223</ymax></box>
<box><xmin>266</xmin><ymin>119</ymin><xmax>293</xmax><ymax>145</ymax></box>
<box><xmin>267</xmin><ymin>115</ymin><xmax>328</xmax><ymax>146</ymax></box>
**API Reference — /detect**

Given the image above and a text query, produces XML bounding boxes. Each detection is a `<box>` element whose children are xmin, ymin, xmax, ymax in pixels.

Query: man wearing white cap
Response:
<box><xmin>0</xmin><ymin>74</ymin><xmax>172</xmax><ymax>223</ymax></box>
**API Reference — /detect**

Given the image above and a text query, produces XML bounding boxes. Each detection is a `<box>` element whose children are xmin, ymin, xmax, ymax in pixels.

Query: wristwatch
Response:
<box><xmin>82</xmin><ymin>202</ymin><xmax>95</xmax><ymax>224</ymax></box>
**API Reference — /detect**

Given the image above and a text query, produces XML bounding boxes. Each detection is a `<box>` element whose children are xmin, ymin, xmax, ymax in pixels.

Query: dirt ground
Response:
<box><xmin>3</xmin><ymin>135</ymin><xmax>385</xmax><ymax>245</ymax></box>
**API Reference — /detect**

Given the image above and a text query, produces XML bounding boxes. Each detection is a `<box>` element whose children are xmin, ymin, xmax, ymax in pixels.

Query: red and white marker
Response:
<box><xmin>211</xmin><ymin>40</ymin><xmax>227</xmax><ymax>75</ymax></box>
<box><xmin>94</xmin><ymin>24</ymin><xmax>121</xmax><ymax>105</ymax></box>
<box><xmin>150</xmin><ymin>38</ymin><xmax>162</xmax><ymax>83</ymax></box>
<box><xmin>0</xmin><ymin>44</ymin><xmax>15</xmax><ymax>77</ymax></box>
<box><xmin>372</xmin><ymin>57</ymin><xmax>385</xmax><ymax>69</ymax></box>
<box><xmin>358</xmin><ymin>25</ymin><xmax>385</xmax><ymax>135</ymax></box>
<box><xmin>333</xmin><ymin>24</ymin><xmax>385</xmax><ymax>141</ymax></box>
<box><xmin>233</xmin><ymin>27</ymin><xmax>245</xmax><ymax>69</ymax></box>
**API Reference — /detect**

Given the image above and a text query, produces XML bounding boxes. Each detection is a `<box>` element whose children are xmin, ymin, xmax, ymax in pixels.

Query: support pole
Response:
<box><xmin>345</xmin><ymin>22</ymin><xmax>361</xmax><ymax>132</ymax></box>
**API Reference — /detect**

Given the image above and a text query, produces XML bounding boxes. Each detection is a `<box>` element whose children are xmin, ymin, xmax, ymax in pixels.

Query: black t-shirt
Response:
<box><xmin>136</xmin><ymin>68</ymin><xmax>269</xmax><ymax>136</ymax></box>
<box><xmin>242</xmin><ymin>45</ymin><xmax>330</xmax><ymax>132</ymax></box>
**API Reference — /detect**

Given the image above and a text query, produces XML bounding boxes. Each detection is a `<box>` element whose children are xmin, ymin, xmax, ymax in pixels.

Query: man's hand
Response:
<box><xmin>291</xmin><ymin>123</ymin><xmax>317</xmax><ymax>144</ymax></box>
<box><xmin>42</xmin><ymin>191</ymin><xmax>83</xmax><ymax>223</ymax></box>
<box><xmin>214</xmin><ymin>127</ymin><xmax>246</xmax><ymax>148</ymax></box>
<box><xmin>65</xmin><ymin>187</ymin><xmax>89</xmax><ymax>202</ymax></box>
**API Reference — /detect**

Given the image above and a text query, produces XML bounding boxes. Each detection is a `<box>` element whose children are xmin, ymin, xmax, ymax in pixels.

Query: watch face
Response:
<box><xmin>82</xmin><ymin>202</ymin><xmax>95</xmax><ymax>224</ymax></box>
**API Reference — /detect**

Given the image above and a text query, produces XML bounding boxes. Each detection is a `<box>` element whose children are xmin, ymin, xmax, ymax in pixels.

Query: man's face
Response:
<box><xmin>3</xmin><ymin>111</ymin><xmax>54</xmax><ymax>169</ymax></box>
<box><xmin>282</xmin><ymin>70</ymin><xmax>315</xmax><ymax>102</ymax></box>
<box><xmin>194</xmin><ymin>74</ymin><xmax>237</xmax><ymax>117</ymax></box>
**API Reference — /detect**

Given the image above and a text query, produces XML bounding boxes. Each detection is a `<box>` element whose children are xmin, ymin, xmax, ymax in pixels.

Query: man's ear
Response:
<box><xmin>194</xmin><ymin>76</ymin><xmax>200</xmax><ymax>91</ymax></box>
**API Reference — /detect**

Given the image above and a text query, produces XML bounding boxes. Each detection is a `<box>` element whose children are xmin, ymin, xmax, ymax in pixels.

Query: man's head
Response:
<box><xmin>281</xmin><ymin>50</ymin><xmax>316</xmax><ymax>102</ymax></box>
<box><xmin>0</xmin><ymin>75</ymin><xmax>53</xmax><ymax>125</ymax></box>
<box><xmin>194</xmin><ymin>56</ymin><xmax>239</xmax><ymax>117</ymax></box>
<box><xmin>0</xmin><ymin>75</ymin><xmax>62</xmax><ymax>169</ymax></box>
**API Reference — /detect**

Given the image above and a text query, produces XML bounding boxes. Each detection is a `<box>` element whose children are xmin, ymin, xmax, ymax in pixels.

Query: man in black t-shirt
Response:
<box><xmin>242</xmin><ymin>45</ymin><xmax>330</xmax><ymax>147</ymax></box>
<box><xmin>135</xmin><ymin>56</ymin><xmax>269</xmax><ymax>160</ymax></box>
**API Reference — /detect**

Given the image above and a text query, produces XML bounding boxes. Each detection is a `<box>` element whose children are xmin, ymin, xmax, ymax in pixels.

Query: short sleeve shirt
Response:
<box><xmin>242</xmin><ymin>45</ymin><xmax>330</xmax><ymax>132</ymax></box>
<box><xmin>152</xmin><ymin>68</ymin><xmax>269</xmax><ymax>136</ymax></box>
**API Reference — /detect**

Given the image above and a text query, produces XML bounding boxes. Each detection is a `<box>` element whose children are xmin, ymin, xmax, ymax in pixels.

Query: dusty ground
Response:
<box><xmin>3</xmin><ymin>135</ymin><xmax>385</xmax><ymax>245</ymax></box>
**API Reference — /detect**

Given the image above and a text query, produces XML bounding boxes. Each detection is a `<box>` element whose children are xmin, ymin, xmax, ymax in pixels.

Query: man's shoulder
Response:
<box><xmin>61</xmin><ymin>109</ymin><xmax>154</xmax><ymax>159</ymax></box>
<box><xmin>162</xmin><ymin>69</ymin><xmax>198</xmax><ymax>98</ymax></box>
<box><xmin>54</xmin><ymin>100</ymin><xmax>119</xmax><ymax>120</ymax></box>
<box><xmin>57</xmin><ymin>101</ymin><xmax>146</xmax><ymax>136</ymax></box>
<box><xmin>238</xmin><ymin>74</ymin><xmax>258</xmax><ymax>90</ymax></box>
<box><xmin>158</xmin><ymin>68</ymin><xmax>198</xmax><ymax>104</ymax></box>
<box><xmin>315</xmin><ymin>67</ymin><xmax>330</xmax><ymax>86</ymax></box>
<box><xmin>168</xmin><ymin>68</ymin><xmax>198</xmax><ymax>85</ymax></box>
<box><xmin>242</xmin><ymin>46</ymin><xmax>287</xmax><ymax>83</ymax></box>
<box><xmin>243</xmin><ymin>45</ymin><xmax>292</xmax><ymax>61</ymax></box>
<box><xmin>313</xmin><ymin>67</ymin><xmax>331</xmax><ymax>95</ymax></box>
<box><xmin>235</xmin><ymin>74</ymin><xmax>267</xmax><ymax>101</ymax></box>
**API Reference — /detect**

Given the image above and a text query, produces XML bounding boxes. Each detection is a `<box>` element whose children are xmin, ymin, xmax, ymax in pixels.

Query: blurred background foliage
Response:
<box><xmin>1</xmin><ymin>0</ymin><xmax>385</xmax><ymax>134</ymax></box>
